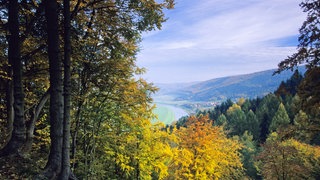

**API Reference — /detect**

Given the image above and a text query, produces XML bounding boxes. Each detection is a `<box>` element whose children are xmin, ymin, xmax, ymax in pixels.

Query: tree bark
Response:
<box><xmin>5</xmin><ymin>73</ymin><xmax>13</xmax><ymax>141</ymax></box>
<box><xmin>38</xmin><ymin>0</ymin><xmax>64</xmax><ymax>178</ymax></box>
<box><xmin>0</xmin><ymin>0</ymin><xmax>26</xmax><ymax>157</ymax></box>
<box><xmin>60</xmin><ymin>0</ymin><xmax>71</xmax><ymax>179</ymax></box>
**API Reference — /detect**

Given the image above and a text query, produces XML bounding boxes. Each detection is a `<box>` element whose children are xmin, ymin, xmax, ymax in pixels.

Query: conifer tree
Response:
<box><xmin>269</xmin><ymin>103</ymin><xmax>290</xmax><ymax>132</ymax></box>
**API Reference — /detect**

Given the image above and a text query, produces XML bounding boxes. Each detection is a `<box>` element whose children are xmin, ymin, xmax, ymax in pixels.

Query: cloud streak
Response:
<box><xmin>137</xmin><ymin>0</ymin><xmax>306</xmax><ymax>83</ymax></box>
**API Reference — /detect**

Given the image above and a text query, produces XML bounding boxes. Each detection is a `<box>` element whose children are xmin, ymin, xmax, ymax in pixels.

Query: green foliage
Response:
<box><xmin>269</xmin><ymin>103</ymin><xmax>290</xmax><ymax>132</ymax></box>
<box><xmin>174</xmin><ymin>68</ymin><xmax>319</xmax><ymax>178</ymax></box>
<box><xmin>257</xmin><ymin>132</ymin><xmax>320</xmax><ymax>179</ymax></box>
<box><xmin>226</xmin><ymin>104</ymin><xmax>247</xmax><ymax>136</ymax></box>
<box><xmin>1</xmin><ymin>0</ymin><xmax>320</xmax><ymax>179</ymax></box>
<box><xmin>246</xmin><ymin>110</ymin><xmax>260</xmax><ymax>140</ymax></box>
<box><xmin>275</xmin><ymin>69</ymin><xmax>304</xmax><ymax>98</ymax></box>
<box><xmin>239</xmin><ymin>131</ymin><xmax>260</xmax><ymax>179</ymax></box>
<box><xmin>298</xmin><ymin>67</ymin><xmax>320</xmax><ymax>119</ymax></box>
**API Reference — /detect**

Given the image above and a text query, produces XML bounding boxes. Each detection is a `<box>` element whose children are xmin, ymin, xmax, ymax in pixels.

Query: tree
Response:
<box><xmin>239</xmin><ymin>131</ymin><xmax>259</xmax><ymax>179</ymax></box>
<box><xmin>256</xmin><ymin>94</ymin><xmax>280</xmax><ymax>143</ymax></box>
<box><xmin>275</xmin><ymin>69</ymin><xmax>304</xmax><ymax>98</ymax></box>
<box><xmin>0</xmin><ymin>0</ymin><xmax>175</xmax><ymax>178</ymax></box>
<box><xmin>293</xmin><ymin>110</ymin><xmax>314</xmax><ymax>142</ymax></box>
<box><xmin>226</xmin><ymin>103</ymin><xmax>247</xmax><ymax>136</ymax></box>
<box><xmin>257</xmin><ymin>132</ymin><xmax>320</xmax><ymax>179</ymax></box>
<box><xmin>38</xmin><ymin>0</ymin><xmax>64</xmax><ymax>179</ymax></box>
<box><xmin>0</xmin><ymin>0</ymin><xmax>26</xmax><ymax>157</ymax></box>
<box><xmin>269</xmin><ymin>103</ymin><xmax>290</xmax><ymax>132</ymax></box>
<box><xmin>298</xmin><ymin>67</ymin><xmax>320</xmax><ymax>124</ymax></box>
<box><xmin>169</xmin><ymin>115</ymin><xmax>243</xmax><ymax>179</ymax></box>
<box><xmin>246</xmin><ymin>110</ymin><xmax>260</xmax><ymax>140</ymax></box>
<box><xmin>215</xmin><ymin>114</ymin><xmax>227</xmax><ymax>126</ymax></box>
<box><xmin>276</xmin><ymin>0</ymin><xmax>320</xmax><ymax>72</ymax></box>
<box><xmin>275</xmin><ymin>0</ymin><xmax>320</xmax><ymax>136</ymax></box>
<box><xmin>61</xmin><ymin>0</ymin><xmax>71</xmax><ymax>178</ymax></box>
<box><xmin>0</xmin><ymin>0</ymin><xmax>52</xmax><ymax>158</ymax></box>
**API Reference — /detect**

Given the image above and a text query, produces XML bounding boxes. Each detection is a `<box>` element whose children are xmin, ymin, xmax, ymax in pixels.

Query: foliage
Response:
<box><xmin>173</xmin><ymin>68</ymin><xmax>318</xmax><ymax>179</ymax></box>
<box><xmin>277</xmin><ymin>0</ymin><xmax>320</xmax><ymax>72</ymax></box>
<box><xmin>169</xmin><ymin>115</ymin><xmax>244</xmax><ymax>179</ymax></box>
<box><xmin>1</xmin><ymin>0</ymin><xmax>320</xmax><ymax>179</ymax></box>
<box><xmin>298</xmin><ymin>67</ymin><xmax>320</xmax><ymax>120</ymax></box>
<box><xmin>256</xmin><ymin>132</ymin><xmax>320</xmax><ymax>179</ymax></box>
<box><xmin>269</xmin><ymin>103</ymin><xmax>290</xmax><ymax>132</ymax></box>
<box><xmin>239</xmin><ymin>131</ymin><xmax>260</xmax><ymax>179</ymax></box>
<box><xmin>275</xmin><ymin>69</ymin><xmax>304</xmax><ymax>98</ymax></box>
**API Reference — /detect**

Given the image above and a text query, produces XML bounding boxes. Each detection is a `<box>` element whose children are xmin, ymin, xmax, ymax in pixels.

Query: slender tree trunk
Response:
<box><xmin>60</xmin><ymin>0</ymin><xmax>71</xmax><ymax>178</ymax></box>
<box><xmin>0</xmin><ymin>0</ymin><xmax>26</xmax><ymax>157</ymax></box>
<box><xmin>23</xmin><ymin>90</ymin><xmax>50</xmax><ymax>154</ymax></box>
<box><xmin>39</xmin><ymin>0</ymin><xmax>64</xmax><ymax>178</ymax></box>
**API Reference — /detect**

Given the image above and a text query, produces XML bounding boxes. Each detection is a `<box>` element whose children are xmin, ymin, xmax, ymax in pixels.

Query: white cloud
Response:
<box><xmin>137</xmin><ymin>0</ymin><xmax>306</xmax><ymax>83</ymax></box>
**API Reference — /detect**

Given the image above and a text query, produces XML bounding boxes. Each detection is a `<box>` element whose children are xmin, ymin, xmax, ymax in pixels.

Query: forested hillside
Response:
<box><xmin>175</xmin><ymin>69</ymin><xmax>320</xmax><ymax>179</ymax></box>
<box><xmin>158</xmin><ymin>67</ymin><xmax>306</xmax><ymax>102</ymax></box>
<box><xmin>0</xmin><ymin>0</ymin><xmax>319</xmax><ymax>179</ymax></box>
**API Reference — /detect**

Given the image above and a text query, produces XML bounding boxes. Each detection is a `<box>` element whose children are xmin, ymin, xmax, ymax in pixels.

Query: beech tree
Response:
<box><xmin>169</xmin><ymin>115</ymin><xmax>243</xmax><ymax>179</ymax></box>
<box><xmin>61</xmin><ymin>0</ymin><xmax>71</xmax><ymax>179</ymax></box>
<box><xmin>38</xmin><ymin>0</ymin><xmax>64</xmax><ymax>179</ymax></box>
<box><xmin>0</xmin><ymin>0</ymin><xmax>52</xmax><ymax>159</ymax></box>
<box><xmin>0</xmin><ymin>0</ymin><xmax>26</xmax><ymax>157</ymax></box>
<box><xmin>0</xmin><ymin>0</ymin><xmax>175</xmax><ymax>178</ymax></box>
<box><xmin>257</xmin><ymin>132</ymin><xmax>320</xmax><ymax>179</ymax></box>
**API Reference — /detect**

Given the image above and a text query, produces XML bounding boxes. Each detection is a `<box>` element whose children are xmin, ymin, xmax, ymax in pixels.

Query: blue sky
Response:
<box><xmin>137</xmin><ymin>0</ymin><xmax>306</xmax><ymax>83</ymax></box>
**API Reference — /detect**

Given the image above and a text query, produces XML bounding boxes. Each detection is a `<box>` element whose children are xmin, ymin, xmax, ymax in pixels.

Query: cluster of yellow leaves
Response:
<box><xmin>169</xmin><ymin>115</ymin><xmax>243</xmax><ymax>180</ymax></box>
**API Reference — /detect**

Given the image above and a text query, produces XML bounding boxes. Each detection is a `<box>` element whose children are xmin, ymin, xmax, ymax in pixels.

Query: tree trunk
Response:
<box><xmin>5</xmin><ymin>75</ymin><xmax>13</xmax><ymax>141</ymax></box>
<box><xmin>23</xmin><ymin>90</ymin><xmax>50</xmax><ymax>154</ymax></box>
<box><xmin>39</xmin><ymin>0</ymin><xmax>64</xmax><ymax>178</ymax></box>
<box><xmin>0</xmin><ymin>0</ymin><xmax>26</xmax><ymax>157</ymax></box>
<box><xmin>60</xmin><ymin>0</ymin><xmax>71</xmax><ymax>179</ymax></box>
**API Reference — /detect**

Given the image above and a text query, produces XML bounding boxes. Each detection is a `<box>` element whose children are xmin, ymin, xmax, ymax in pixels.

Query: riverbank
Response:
<box><xmin>153</xmin><ymin>103</ymin><xmax>188</xmax><ymax>124</ymax></box>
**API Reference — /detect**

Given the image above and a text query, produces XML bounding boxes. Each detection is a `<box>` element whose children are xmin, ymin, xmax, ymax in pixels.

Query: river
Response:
<box><xmin>154</xmin><ymin>103</ymin><xmax>189</xmax><ymax>124</ymax></box>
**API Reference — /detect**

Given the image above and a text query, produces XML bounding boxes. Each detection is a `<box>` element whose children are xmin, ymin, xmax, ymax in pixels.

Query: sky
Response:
<box><xmin>136</xmin><ymin>0</ymin><xmax>306</xmax><ymax>84</ymax></box>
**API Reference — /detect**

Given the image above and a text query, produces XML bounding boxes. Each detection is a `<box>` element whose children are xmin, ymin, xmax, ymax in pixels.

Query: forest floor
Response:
<box><xmin>0</xmin><ymin>154</ymin><xmax>39</xmax><ymax>179</ymax></box>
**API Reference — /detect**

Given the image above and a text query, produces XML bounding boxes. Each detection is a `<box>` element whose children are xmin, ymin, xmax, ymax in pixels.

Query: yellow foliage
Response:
<box><xmin>169</xmin><ymin>115</ymin><xmax>243</xmax><ymax>179</ymax></box>
<box><xmin>227</xmin><ymin>103</ymin><xmax>241</xmax><ymax>115</ymax></box>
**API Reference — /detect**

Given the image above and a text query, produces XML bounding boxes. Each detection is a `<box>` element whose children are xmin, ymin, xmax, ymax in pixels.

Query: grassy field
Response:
<box><xmin>153</xmin><ymin>105</ymin><xmax>176</xmax><ymax>125</ymax></box>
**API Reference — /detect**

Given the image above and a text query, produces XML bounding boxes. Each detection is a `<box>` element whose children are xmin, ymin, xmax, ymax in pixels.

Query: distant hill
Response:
<box><xmin>156</xmin><ymin>67</ymin><xmax>306</xmax><ymax>102</ymax></box>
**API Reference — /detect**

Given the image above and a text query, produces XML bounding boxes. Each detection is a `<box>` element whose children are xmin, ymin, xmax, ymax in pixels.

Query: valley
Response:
<box><xmin>153</xmin><ymin>67</ymin><xmax>306</xmax><ymax>124</ymax></box>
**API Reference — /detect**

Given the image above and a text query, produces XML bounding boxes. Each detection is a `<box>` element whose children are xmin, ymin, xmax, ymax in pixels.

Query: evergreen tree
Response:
<box><xmin>269</xmin><ymin>103</ymin><xmax>290</xmax><ymax>132</ymax></box>
<box><xmin>215</xmin><ymin>114</ymin><xmax>227</xmax><ymax>126</ymax></box>
<box><xmin>256</xmin><ymin>94</ymin><xmax>280</xmax><ymax>142</ymax></box>
<box><xmin>240</xmin><ymin>131</ymin><xmax>260</xmax><ymax>179</ymax></box>
<box><xmin>226</xmin><ymin>104</ymin><xmax>247</xmax><ymax>136</ymax></box>
<box><xmin>246</xmin><ymin>110</ymin><xmax>260</xmax><ymax>140</ymax></box>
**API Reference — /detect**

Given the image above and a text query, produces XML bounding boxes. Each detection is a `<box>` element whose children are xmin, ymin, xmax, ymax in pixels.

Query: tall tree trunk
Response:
<box><xmin>39</xmin><ymin>0</ymin><xmax>64</xmax><ymax>178</ymax></box>
<box><xmin>0</xmin><ymin>0</ymin><xmax>26</xmax><ymax>157</ymax></box>
<box><xmin>60</xmin><ymin>0</ymin><xmax>71</xmax><ymax>179</ymax></box>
